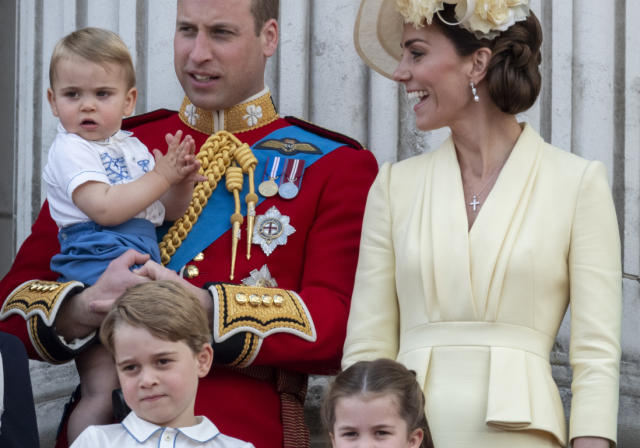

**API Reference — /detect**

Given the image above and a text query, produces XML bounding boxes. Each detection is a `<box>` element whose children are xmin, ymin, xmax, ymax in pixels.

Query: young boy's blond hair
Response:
<box><xmin>100</xmin><ymin>281</ymin><xmax>211</xmax><ymax>355</ymax></box>
<box><xmin>49</xmin><ymin>27</ymin><xmax>136</xmax><ymax>89</ymax></box>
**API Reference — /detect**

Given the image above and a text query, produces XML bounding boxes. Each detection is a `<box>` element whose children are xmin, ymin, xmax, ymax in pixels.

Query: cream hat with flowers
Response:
<box><xmin>354</xmin><ymin>0</ymin><xmax>530</xmax><ymax>79</ymax></box>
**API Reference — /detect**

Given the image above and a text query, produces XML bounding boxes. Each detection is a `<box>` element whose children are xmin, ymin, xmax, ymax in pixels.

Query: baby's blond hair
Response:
<box><xmin>49</xmin><ymin>27</ymin><xmax>135</xmax><ymax>89</ymax></box>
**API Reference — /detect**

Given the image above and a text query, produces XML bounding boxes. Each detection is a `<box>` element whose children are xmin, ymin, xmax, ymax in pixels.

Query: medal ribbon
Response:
<box><xmin>268</xmin><ymin>156</ymin><xmax>282</xmax><ymax>181</ymax></box>
<box><xmin>282</xmin><ymin>159</ymin><xmax>305</xmax><ymax>187</ymax></box>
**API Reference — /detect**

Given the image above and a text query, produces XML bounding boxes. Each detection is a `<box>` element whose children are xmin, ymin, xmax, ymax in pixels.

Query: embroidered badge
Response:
<box><xmin>241</xmin><ymin>264</ymin><xmax>278</xmax><ymax>288</ymax></box>
<box><xmin>184</xmin><ymin>103</ymin><xmax>200</xmax><ymax>126</ymax></box>
<box><xmin>243</xmin><ymin>104</ymin><xmax>263</xmax><ymax>126</ymax></box>
<box><xmin>252</xmin><ymin>207</ymin><xmax>295</xmax><ymax>256</ymax></box>
<box><xmin>255</xmin><ymin>137</ymin><xmax>322</xmax><ymax>156</ymax></box>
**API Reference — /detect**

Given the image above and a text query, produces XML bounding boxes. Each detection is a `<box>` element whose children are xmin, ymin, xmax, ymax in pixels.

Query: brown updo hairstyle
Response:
<box><xmin>322</xmin><ymin>358</ymin><xmax>434</xmax><ymax>448</ymax></box>
<box><xmin>434</xmin><ymin>4</ymin><xmax>542</xmax><ymax>114</ymax></box>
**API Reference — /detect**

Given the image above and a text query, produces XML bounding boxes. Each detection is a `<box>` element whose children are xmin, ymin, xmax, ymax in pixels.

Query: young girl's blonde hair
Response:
<box><xmin>322</xmin><ymin>358</ymin><xmax>434</xmax><ymax>448</ymax></box>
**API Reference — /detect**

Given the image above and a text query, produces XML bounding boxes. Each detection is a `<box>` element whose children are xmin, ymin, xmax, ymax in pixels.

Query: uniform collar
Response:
<box><xmin>121</xmin><ymin>411</ymin><xmax>220</xmax><ymax>443</ymax></box>
<box><xmin>178</xmin><ymin>87</ymin><xmax>279</xmax><ymax>135</ymax></box>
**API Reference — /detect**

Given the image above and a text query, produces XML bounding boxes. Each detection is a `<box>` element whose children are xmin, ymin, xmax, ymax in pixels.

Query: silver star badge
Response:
<box><xmin>252</xmin><ymin>206</ymin><xmax>295</xmax><ymax>256</ymax></box>
<box><xmin>241</xmin><ymin>264</ymin><xmax>278</xmax><ymax>287</ymax></box>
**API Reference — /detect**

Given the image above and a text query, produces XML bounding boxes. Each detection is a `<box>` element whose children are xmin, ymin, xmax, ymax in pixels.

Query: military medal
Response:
<box><xmin>278</xmin><ymin>158</ymin><xmax>305</xmax><ymax>200</ymax></box>
<box><xmin>258</xmin><ymin>156</ymin><xmax>282</xmax><ymax>197</ymax></box>
<box><xmin>252</xmin><ymin>206</ymin><xmax>295</xmax><ymax>256</ymax></box>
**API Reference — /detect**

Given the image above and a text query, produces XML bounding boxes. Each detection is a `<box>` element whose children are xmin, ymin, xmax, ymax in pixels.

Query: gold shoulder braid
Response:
<box><xmin>159</xmin><ymin>131</ymin><xmax>258</xmax><ymax>280</ymax></box>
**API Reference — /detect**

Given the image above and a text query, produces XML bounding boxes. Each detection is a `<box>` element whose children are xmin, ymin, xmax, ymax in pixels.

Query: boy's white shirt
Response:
<box><xmin>70</xmin><ymin>411</ymin><xmax>255</xmax><ymax>447</ymax></box>
<box><xmin>43</xmin><ymin>123</ymin><xmax>165</xmax><ymax>229</ymax></box>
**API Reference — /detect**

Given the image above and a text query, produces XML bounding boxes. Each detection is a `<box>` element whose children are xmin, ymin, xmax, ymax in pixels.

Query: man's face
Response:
<box><xmin>174</xmin><ymin>0</ymin><xmax>278</xmax><ymax>111</ymax></box>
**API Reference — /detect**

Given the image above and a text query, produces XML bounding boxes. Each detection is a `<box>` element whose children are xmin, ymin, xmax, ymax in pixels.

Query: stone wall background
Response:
<box><xmin>0</xmin><ymin>1</ymin><xmax>638</xmax><ymax>447</ymax></box>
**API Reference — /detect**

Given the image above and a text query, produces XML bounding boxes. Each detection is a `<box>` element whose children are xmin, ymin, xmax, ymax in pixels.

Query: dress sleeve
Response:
<box><xmin>46</xmin><ymin>134</ymin><xmax>110</xmax><ymax>198</ymax></box>
<box><xmin>341</xmin><ymin>163</ymin><xmax>400</xmax><ymax>369</ymax></box>
<box><xmin>568</xmin><ymin>160</ymin><xmax>622</xmax><ymax>445</ymax></box>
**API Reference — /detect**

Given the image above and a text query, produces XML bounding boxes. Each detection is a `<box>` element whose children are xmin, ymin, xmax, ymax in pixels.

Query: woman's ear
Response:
<box><xmin>469</xmin><ymin>47</ymin><xmax>492</xmax><ymax>83</ymax></box>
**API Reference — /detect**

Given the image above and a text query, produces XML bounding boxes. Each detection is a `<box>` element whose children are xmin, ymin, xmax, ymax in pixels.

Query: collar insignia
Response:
<box><xmin>179</xmin><ymin>90</ymin><xmax>279</xmax><ymax>134</ymax></box>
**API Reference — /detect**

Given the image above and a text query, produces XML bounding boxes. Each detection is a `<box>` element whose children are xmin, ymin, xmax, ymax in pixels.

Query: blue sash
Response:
<box><xmin>165</xmin><ymin>124</ymin><xmax>344</xmax><ymax>271</ymax></box>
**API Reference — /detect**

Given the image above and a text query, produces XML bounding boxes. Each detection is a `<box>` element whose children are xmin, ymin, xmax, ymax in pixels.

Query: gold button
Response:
<box><xmin>249</xmin><ymin>294</ymin><xmax>261</xmax><ymax>306</ymax></box>
<box><xmin>262</xmin><ymin>294</ymin><xmax>273</xmax><ymax>306</ymax></box>
<box><xmin>193</xmin><ymin>252</ymin><xmax>205</xmax><ymax>262</ymax></box>
<box><xmin>235</xmin><ymin>293</ymin><xmax>248</xmax><ymax>304</ymax></box>
<box><xmin>185</xmin><ymin>265</ymin><xmax>199</xmax><ymax>279</ymax></box>
<box><xmin>273</xmin><ymin>294</ymin><xmax>284</xmax><ymax>306</ymax></box>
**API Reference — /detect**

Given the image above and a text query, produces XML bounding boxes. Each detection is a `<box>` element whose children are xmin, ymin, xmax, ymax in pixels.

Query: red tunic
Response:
<box><xmin>0</xmin><ymin>95</ymin><xmax>378</xmax><ymax>447</ymax></box>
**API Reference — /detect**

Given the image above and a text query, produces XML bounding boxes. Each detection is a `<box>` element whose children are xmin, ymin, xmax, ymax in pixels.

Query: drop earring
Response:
<box><xmin>470</xmin><ymin>81</ymin><xmax>479</xmax><ymax>103</ymax></box>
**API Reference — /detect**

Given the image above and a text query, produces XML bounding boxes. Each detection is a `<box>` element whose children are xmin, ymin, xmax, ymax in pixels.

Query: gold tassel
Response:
<box><xmin>226</xmin><ymin>166</ymin><xmax>244</xmax><ymax>280</ymax></box>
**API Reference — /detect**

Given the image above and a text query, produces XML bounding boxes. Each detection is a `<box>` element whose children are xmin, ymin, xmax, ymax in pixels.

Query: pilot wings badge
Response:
<box><xmin>255</xmin><ymin>137</ymin><xmax>322</xmax><ymax>156</ymax></box>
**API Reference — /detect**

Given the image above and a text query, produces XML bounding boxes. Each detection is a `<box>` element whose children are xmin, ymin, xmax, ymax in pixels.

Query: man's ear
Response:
<box><xmin>123</xmin><ymin>87</ymin><xmax>138</xmax><ymax>117</ymax></box>
<box><xmin>260</xmin><ymin>18</ymin><xmax>279</xmax><ymax>58</ymax></box>
<box><xmin>468</xmin><ymin>47</ymin><xmax>492</xmax><ymax>84</ymax></box>
<box><xmin>196</xmin><ymin>343</ymin><xmax>214</xmax><ymax>378</ymax></box>
<box><xmin>47</xmin><ymin>88</ymin><xmax>59</xmax><ymax>117</ymax></box>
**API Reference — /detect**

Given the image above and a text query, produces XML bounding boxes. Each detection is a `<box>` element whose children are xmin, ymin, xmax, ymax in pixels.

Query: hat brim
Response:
<box><xmin>354</xmin><ymin>0</ymin><xmax>404</xmax><ymax>79</ymax></box>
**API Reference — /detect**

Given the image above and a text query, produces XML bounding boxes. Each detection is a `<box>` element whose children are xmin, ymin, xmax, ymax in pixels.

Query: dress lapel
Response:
<box><xmin>468</xmin><ymin>124</ymin><xmax>543</xmax><ymax>320</ymax></box>
<box><xmin>428</xmin><ymin>137</ymin><xmax>477</xmax><ymax>320</ymax></box>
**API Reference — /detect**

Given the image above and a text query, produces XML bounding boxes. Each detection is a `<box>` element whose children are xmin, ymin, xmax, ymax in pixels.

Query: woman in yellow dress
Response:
<box><xmin>342</xmin><ymin>1</ymin><xmax>621</xmax><ymax>447</ymax></box>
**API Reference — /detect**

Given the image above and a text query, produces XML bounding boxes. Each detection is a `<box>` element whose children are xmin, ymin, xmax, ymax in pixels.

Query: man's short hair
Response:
<box><xmin>100</xmin><ymin>281</ymin><xmax>211</xmax><ymax>356</ymax></box>
<box><xmin>251</xmin><ymin>0</ymin><xmax>279</xmax><ymax>35</ymax></box>
<box><xmin>49</xmin><ymin>27</ymin><xmax>136</xmax><ymax>89</ymax></box>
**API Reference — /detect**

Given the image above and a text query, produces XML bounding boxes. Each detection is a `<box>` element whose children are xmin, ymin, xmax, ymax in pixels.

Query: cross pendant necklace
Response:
<box><xmin>468</xmin><ymin>195</ymin><xmax>481</xmax><ymax>211</ymax></box>
<box><xmin>465</xmin><ymin>160</ymin><xmax>507</xmax><ymax>213</ymax></box>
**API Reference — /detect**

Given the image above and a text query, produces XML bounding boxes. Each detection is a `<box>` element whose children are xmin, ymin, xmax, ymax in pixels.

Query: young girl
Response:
<box><xmin>44</xmin><ymin>27</ymin><xmax>202</xmax><ymax>443</ymax></box>
<box><xmin>322</xmin><ymin>359</ymin><xmax>434</xmax><ymax>448</ymax></box>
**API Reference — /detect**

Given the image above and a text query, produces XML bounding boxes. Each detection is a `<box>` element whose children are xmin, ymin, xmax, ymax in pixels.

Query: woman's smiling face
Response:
<box><xmin>393</xmin><ymin>23</ymin><xmax>474</xmax><ymax>132</ymax></box>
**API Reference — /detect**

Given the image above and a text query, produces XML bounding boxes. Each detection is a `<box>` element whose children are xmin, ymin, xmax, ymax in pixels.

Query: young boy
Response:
<box><xmin>70</xmin><ymin>281</ymin><xmax>254</xmax><ymax>447</ymax></box>
<box><xmin>44</xmin><ymin>27</ymin><xmax>202</xmax><ymax>441</ymax></box>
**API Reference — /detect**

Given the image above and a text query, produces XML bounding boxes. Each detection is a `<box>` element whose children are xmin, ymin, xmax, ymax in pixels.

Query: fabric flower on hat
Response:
<box><xmin>395</xmin><ymin>0</ymin><xmax>529</xmax><ymax>39</ymax></box>
<box><xmin>396</xmin><ymin>0</ymin><xmax>447</xmax><ymax>28</ymax></box>
<box><xmin>460</xmin><ymin>0</ymin><xmax>529</xmax><ymax>38</ymax></box>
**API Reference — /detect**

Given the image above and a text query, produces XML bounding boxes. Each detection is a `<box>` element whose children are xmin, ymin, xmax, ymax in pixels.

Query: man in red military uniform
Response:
<box><xmin>0</xmin><ymin>0</ymin><xmax>378</xmax><ymax>447</ymax></box>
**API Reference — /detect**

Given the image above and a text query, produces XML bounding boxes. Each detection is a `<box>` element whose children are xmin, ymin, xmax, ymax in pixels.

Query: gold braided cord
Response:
<box><xmin>159</xmin><ymin>131</ymin><xmax>256</xmax><ymax>266</ymax></box>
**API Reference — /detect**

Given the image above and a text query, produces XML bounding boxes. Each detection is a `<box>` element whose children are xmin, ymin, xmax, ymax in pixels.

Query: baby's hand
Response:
<box><xmin>152</xmin><ymin>131</ymin><xmax>203</xmax><ymax>185</ymax></box>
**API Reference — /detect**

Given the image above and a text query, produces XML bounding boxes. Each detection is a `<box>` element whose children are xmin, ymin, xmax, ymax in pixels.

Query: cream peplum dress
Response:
<box><xmin>342</xmin><ymin>124</ymin><xmax>621</xmax><ymax>447</ymax></box>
